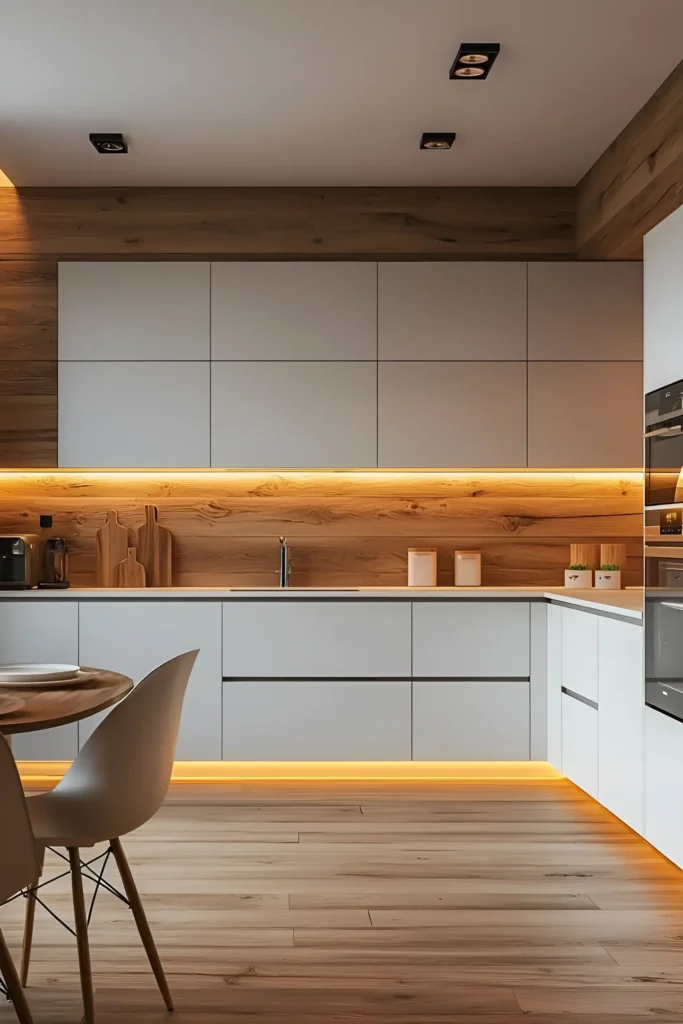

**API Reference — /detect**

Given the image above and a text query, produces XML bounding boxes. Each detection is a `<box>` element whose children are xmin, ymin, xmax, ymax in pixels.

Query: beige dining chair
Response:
<box><xmin>21</xmin><ymin>650</ymin><xmax>198</xmax><ymax>1024</ymax></box>
<box><xmin>0</xmin><ymin>732</ymin><xmax>40</xmax><ymax>1024</ymax></box>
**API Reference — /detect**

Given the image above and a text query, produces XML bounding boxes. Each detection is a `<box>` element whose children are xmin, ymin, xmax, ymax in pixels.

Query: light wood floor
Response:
<box><xmin>3</xmin><ymin>778</ymin><xmax>683</xmax><ymax>1022</ymax></box>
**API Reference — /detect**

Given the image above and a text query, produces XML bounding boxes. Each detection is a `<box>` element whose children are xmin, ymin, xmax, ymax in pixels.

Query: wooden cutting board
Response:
<box><xmin>96</xmin><ymin>511</ymin><xmax>129</xmax><ymax>586</ymax></box>
<box><xmin>133</xmin><ymin>504</ymin><xmax>173</xmax><ymax>587</ymax></box>
<box><xmin>114</xmin><ymin>548</ymin><xmax>146</xmax><ymax>588</ymax></box>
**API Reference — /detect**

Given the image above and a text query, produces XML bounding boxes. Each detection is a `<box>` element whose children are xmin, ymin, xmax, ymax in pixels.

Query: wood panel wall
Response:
<box><xmin>0</xmin><ymin>472</ymin><xmax>643</xmax><ymax>587</ymax></box>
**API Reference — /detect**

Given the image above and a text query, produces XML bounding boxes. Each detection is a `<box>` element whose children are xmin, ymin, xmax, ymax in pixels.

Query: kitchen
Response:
<box><xmin>1</xmin><ymin>2</ymin><xmax>683</xmax><ymax>1022</ymax></box>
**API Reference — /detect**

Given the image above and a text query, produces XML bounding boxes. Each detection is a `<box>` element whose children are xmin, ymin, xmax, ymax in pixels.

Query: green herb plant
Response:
<box><xmin>568</xmin><ymin>563</ymin><xmax>588</xmax><ymax>570</ymax></box>
<box><xmin>600</xmin><ymin>563</ymin><xmax>620</xmax><ymax>572</ymax></box>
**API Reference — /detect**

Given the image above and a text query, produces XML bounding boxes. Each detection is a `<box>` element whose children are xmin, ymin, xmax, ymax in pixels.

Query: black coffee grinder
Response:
<box><xmin>38</xmin><ymin>514</ymin><xmax>70</xmax><ymax>589</ymax></box>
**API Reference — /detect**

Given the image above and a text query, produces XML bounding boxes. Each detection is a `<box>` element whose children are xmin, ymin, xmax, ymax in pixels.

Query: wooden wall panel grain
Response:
<box><xmin>0</xmin><ymin>473</ymin><xmax>643</xmax><ymax>587</ymax></box>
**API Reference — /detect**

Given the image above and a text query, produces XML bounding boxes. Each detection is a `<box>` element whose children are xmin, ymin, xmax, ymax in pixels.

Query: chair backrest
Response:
<box><xmin>53</xmin><ymin>650</ymin><xmax>198</xmax><ymax>841</ymax></box>
<box><xmin>0</xmin><ymin>733</ymin><xmax>40</xmax><ymax>902</ymax></box>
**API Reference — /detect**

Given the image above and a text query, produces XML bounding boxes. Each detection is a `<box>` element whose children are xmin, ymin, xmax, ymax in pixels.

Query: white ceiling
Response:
<box><xmin>1</xmin><ymin>0</ymin><xmax>682</xmax><ymax>187</ymax></box>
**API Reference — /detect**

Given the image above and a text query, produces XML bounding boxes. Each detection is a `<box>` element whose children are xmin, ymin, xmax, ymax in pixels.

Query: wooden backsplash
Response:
<box><xmin>0</xmin><ymin>472</ymin><xmax>643</xmax><ymax>587</ymax></box>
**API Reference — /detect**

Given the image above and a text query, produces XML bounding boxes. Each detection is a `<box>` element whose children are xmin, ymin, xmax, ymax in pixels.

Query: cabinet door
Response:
<box><xmin>412</xmin><ymin>602</ymin><xmax>530</xmax><ymax>678</ymax></box>
<box><xmin>211</xmin><ymin>362</ymin><xmax>377</xmax><ymax>468</ymax></box>
<box><xmin>645</xmin><ymin>706</ymin><xmax>683</xmax><ymax>869</ymax></box>
<box><xmin>77</xmin><ymin>601</ymin><xmax>222</xmax><ymax>759</ymax></box>
<box><xmin>378</xmin><ymin>362</ymin><xmax>527</xmax><ymax>468</ymax></box>
<box><xmin>598</xmin><ymin>618</ymin><xmax>643</xmax><ymax>832</ymax></box>
<box><xmin>546</xmin><ymin>603</ymin><xmax>563</xmax><ymax>771</ymax></box>
<box><xmin>223</xmin><ymin>679</ymin><xmax>411</xmax><ymax>760</ymax></box>
<box><xmin>528</xmin><ymin>263</ymin><xmax>643</xmax><ymax>361</ymax></box>
<box><xmin>59</xmin><ymin>362</ymin><xmax>211</xmax><ymax>467</ymax></box>
<box><xmin>561</xmin><ymin>693</ymin><xmax>598</xmax><ymax>799</ymax></box>
<box><xmin>644</xmin><ymin>205</ymin><xmax>683</xmax><ymax>392</ymax></box>
<box><xmin>223</xmin><ymin>601</ymin><xmax>411</xmax><ymax>678</ymax></box>
<box><xmin>560</xmin><ymin>607</ymin><xmax>598</xmax><ymax>703</ymax></box>
<box><xmin>413</xmin><ymin>680</ymin><xmax>530</xmax><ymax>760</ymax></box>
<box><xmin>378</xmin><ymin>262</ymin><xmax>527</xmax><ymax>360</ymax></box>
<box><xmin>0</xmin><ymin>601</ymin><xmax>79</xmax><ymax>760</ymax></box>
<box><xmin>211</xmin><ymin>262</ymin><xmax>377</xmax><ymax>360</ymax></box>
<box><xmin>527</xmin><ymin>362</ymin><xmax>643</xmax><ymax>468</ymax></box>
<box><xmin>58</xmin><ymin>262</ymin><xmax>210</xmax><ymax>360</ymax></box>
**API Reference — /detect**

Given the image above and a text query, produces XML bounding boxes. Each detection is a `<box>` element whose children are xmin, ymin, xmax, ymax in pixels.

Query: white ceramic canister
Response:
<box><xmin>595</xmin><ymin>569</ymin><xmax>622</xmax><ymax>590</ymax></box>
<box><xmin>408</xmin><ymin>548</ymin><xmax>437</xmax><ymax>587</ymax></box>
<box><xmin>454</xmin><ymin>550</ymin><xmax>481</xmax><ymax>587</ymax></box>
<box><xmin>564</xmin><ymin>569</ymin><xmax>593</xmax><ymax>589</ymax></box>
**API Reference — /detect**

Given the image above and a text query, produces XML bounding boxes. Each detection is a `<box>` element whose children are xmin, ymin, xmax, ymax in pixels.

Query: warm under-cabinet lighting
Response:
<box><xmin>0</xmin><ymin>168</ymin><xmax>15</xmax><ymax>187</ymax></box>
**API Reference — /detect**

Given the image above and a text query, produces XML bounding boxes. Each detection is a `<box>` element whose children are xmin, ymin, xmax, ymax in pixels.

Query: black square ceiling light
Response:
<box><xmin>449</xmin><ymin>43</ymin><xmax>500</xmax><ymax>79</ymax></box>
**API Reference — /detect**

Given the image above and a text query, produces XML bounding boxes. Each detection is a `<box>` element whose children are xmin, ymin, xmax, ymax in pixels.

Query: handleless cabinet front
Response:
<box><xmin>0</xmin><ymin>601</ymin><xmax>79</xmax><ymax>760</ymax></box>
<box><xmin>222</xmin><ymin>601</ymin><xmax>411</xmax><ymax>678</ymax></box>
<box><xmin>77</xmin><ymin>601</ymin><xmax>222</xmax><ymax>759</ymax></box>
<box><xmin>412</xmin><ymin>602</ymin><xmax>530</xmax><ymax>678</ymax></box>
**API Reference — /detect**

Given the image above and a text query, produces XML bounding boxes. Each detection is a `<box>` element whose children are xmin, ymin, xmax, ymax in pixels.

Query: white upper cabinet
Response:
<box><xmin>378</xmin><ymin>361</ymin><xmax>526</xmax><ymax>468</ymax></box>
<box><xmin>528</xmin><ymin>262</ymin><xmax>643</xmax><ymax>361</ymax></box>
<box><xmin>211</xmin><ymin>262</ymin><xmax>377</xmax><ymax>360</ymax></box>
<box><xmin>211</xmin><ymin>361</ymin><xmax>377</xmax><ymax>468</ymax></box>
<box><xmin>527</xmin><ymin>361</ymin><xmax>643</xmax><ymax>468</ymax></box>
<box><xmin>378</xmin><ymin>262</ymin><xmax>527</xmax><ymax>360</ymax></box>
<box><xmin>58</xmin><ymin>262</ymin><xmax>210</xmax><ymax>360</ymax></box>
<box><xmin>59</xmin><ymin>361</ymin><xmax>211</xmax><ymax>467</ymax></box>
<box><xmin>644</xmin><ymin>205</ymin><xmax>683</xmax><ymax>392</ymax></box>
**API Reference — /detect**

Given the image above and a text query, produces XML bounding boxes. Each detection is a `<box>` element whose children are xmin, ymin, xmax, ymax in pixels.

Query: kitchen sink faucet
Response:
<box><xmin>279</xmin><ymin>536</ymin><xmax>291</xmax><ymax>588</ymax></box>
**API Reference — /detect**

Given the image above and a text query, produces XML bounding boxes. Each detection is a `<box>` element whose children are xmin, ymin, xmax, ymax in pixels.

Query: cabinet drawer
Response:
<box><xmin>412</xmin><ymin>602</ymin><xmax>530</xmax><ymax>678</ymax></box>
<box><xmin>413</xmin><ymin>680</ymin><xmax>530</xmax><ymax>761</ymax></box>
<box><xmin>223</xmin><ymin>679</ymin><xmax>411</xmax><ymax>760</ymax></box>
<box><xmin>560</xmin><ymin>607</ymin><xmax>598</xmax><ymax>703</ymax></box>
<box><xmin>562</xmin><ymin>693</ymin><xmax>598</xmax><ymax>799</ymax></box>
<box><xmin>222</xmin><ymin>601</ymin><xmax>411</xmax><ymax>678</ymax></box>
<box><xmin>645</xmin><ymin>706</ymin><xmax>683</xmax><ymax>869</ymax></box>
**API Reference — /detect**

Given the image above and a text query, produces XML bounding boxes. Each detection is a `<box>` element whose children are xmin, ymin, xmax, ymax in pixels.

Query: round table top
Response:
<box><xmin>0</xmin><ymin>668</ymin><xmax>134</xmax><ymax>735</ymax></box>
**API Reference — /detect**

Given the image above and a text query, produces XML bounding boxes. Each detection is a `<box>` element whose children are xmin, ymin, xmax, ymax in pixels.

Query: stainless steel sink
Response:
<box><xmin>228</xmin><ymin>587</ymin><xmax>360</xmax><ymax>592</ymax></box>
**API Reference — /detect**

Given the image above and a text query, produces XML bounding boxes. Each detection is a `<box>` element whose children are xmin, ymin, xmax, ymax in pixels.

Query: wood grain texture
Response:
<box><xmin>0</xmin><ymin>187</ymin><xmax>576</xmax><ymax>259</ymax></box>
<box><xmin>0</xmin><ymin>669</ymin><xmax>132</xmax><ymax>734</ymax></box>
<box><xmin>95</xmin><ymin>511</ymin><xmax>128</xmax><ymax>587</ymax></box>
<box><xmin>114</xmin><ymin>547</ymin><xmax>146</xmax><ymax>588</ymax></box>
<box><xmin>133</xmin><ymin>505</ymin><xmax>173</xmax><ymax>586</ymax></box>
<box><xmin>0</xmin><ymin>472</ymin><xmax>643</xmax><ymax>587</ymax></box>
<box><xmin>577</xmin><ymin>60</ymin><xmax>683</xmax><ymax>259</ymax></box>
<box><xmin>1</xmin><ymin>779</ymin><xmax>682</xmax><ymax>1023</ymax></box>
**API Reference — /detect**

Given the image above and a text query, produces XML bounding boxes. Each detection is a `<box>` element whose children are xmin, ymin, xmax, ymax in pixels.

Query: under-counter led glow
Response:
<box><xmin>0</xmin><ymin>168</ymin><xmax>15</xmax><ymax>187</ymax></box>
<box><xmin>18</xmin><ymin>760</ymin><xmax>563</xmax><ymax>784</ymax></box>
<box><xmin>0</xmin><ymin>469</ymin><xmax>645</xmax><ymax>480</ymax></box>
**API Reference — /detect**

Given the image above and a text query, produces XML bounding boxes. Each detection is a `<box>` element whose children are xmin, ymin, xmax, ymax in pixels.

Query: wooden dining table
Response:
<box><xmin>0</xmin><ymin>668</ymin><xmax>134</xmax><ymax>735</ymax></box>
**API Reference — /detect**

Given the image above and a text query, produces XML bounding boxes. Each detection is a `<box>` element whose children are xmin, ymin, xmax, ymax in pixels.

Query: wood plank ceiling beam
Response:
<box><xmin>576</xmin><ymin>60</ymin><xmax>683</xmax><ymax>259</ymax></box>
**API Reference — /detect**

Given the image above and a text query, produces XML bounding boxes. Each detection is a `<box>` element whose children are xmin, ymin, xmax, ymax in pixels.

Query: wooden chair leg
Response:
<box><xmin>69</xmin><ymin>847</ymin><xmax>95</xmax><ymax>1024</ymax></box>
<box><xmin>0</xmin><ymin>926</ymin><xmax>34</xmax><ymax>1024</ymax></box>
<box><xmin>110</xmin><ymin>837</ymin><xmax>173</xmax><ymax>1011</ymax></box>
<box><xmin>20</xmin><ymin>881</ymin><xmax>38</xmax><ymax>987</ymax></box>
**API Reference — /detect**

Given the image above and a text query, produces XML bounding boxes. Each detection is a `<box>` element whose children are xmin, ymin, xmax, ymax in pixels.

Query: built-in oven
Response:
<box><xmin>645</xmin><ymin>378</ymin><xmax>683</xmax><ymax>507</ymax></box>
<box><xmin>645</xmin><ymin>544</ymin><xmax>683</xmax><ymax>722</ymax></box>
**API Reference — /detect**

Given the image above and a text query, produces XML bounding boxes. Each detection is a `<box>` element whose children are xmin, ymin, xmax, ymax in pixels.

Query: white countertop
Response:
<box><xmin>0</xmin><ymin>585</ymin><xmax>644</xmax><ymax>619</ymax></box>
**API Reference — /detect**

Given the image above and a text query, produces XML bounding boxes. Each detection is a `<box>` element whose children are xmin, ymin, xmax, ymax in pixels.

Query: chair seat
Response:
<box><xmin>27</xmin><ymin>791</ymin><xmax>103</xmax><ymax>848</ymax></box>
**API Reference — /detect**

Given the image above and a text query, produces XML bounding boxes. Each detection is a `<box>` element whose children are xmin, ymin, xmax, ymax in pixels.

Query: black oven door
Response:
<box><xmin>645</xmin><ymin>427</ymin><xmax>683</xmax><ymax>506</ymax></box>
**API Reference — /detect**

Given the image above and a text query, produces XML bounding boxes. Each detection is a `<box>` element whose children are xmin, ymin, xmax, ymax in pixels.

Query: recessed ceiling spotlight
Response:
<box><xmin>89</xmin><ymin>132</ymin><xmax>128</xmax><ymax>154</ymax></box>
<box><xmin>449</xmin><ymin>43</ymin><xmax>500</xmax><ymax>80</ymax></box>
<box><xmin>420</xmin><ymin>132</ymin><xmax>456</xmax><ymax>150</ymax></box>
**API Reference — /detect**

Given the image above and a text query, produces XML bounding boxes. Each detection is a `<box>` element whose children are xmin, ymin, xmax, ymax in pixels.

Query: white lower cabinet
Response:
<box><xmin>0</xmin><ymin>601</ymin><xmax>79</xmax><ymax>760</ymax></box>
<box><xmin>561</xmin><ymin>693</ymin><xmax>598</xmax><ymax>799</ymax></box>
<box><xmin>77</xmin><ymin>601</ymin><xmax>222</xmax><ymax>759</ymax></box>
<box><xmin>223</xmin><ymin>601</ymin><xmax>411</xmax><ymax>678</ymax></box>
<box><xmin>412</xmin><ymin>680</ymin><xmax>530</xmax><ymax>760</ymax></box>
<box><xmin>598</xmin><ymin>618</ymin><xmax>644</xmax><ymax>832</ymax></box>
<box><xmin>560</xmin><ymin>607</ymin><xmax>598</xmax><ymax>703</ymax></box>
<box><xmin>546</xmin><ymin>604</ymin><xmax>563</xmax><ymax>771</ymax></box>
<box><xmin>412</xmin><ymin>602</ymin><xmax>530</xmax><ymax>678</ymax></box>
<box><xmin>645</xmin><ymin>707</ymin><xmax>683</xmax><ymax>869</ymax></box>
<box><xmin>223</xmin><ymin>679</ymin><xmax>411</xmax><ymax>760</ymax></box>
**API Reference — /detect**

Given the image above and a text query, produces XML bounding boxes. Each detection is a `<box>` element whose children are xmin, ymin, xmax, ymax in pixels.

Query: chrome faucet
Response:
<box><xmin>279</xmin><ymin>536</ymin><xmax>291</xmax><ymax>588</ymax></box>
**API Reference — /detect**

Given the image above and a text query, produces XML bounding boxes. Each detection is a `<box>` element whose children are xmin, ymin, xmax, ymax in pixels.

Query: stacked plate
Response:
<box><xmin>0</xmin><ymin>664</ymin><xmax>93</xmax><ymax>687</ymax></box>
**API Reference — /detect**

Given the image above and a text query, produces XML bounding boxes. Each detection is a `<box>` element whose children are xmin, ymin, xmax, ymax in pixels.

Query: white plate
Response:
<box><xmin>0</xmin><ymin>663</ymin><xmax>81</xmax><ymax>683</ymax></box>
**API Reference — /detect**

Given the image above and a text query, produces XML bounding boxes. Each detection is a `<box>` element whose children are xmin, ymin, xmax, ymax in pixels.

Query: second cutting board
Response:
<box><xmin>133</xmin><ymin>504</ymin><xmax>173</xmax><ymax>587</ymax></box>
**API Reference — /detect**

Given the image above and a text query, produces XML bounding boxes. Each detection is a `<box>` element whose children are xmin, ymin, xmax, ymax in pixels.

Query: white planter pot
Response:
<box><xmin>595</xmin><ymin>570</ymin><xmax>622</xmax><ymax>590</ymax></box>
<box><xmin>564</xmin><ymin>569</ymin><xmax>592</xmax><ymax>589</ymax></box>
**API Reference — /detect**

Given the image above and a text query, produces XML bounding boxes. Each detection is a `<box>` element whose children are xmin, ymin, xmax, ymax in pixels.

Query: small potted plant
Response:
<box><xmin>595</xmin><ymin>563</ymin><xmax>621</xmax><ymax>590</ymax></box>
<box><xmin>565</xmin><ymin>563</ymin><xmax>592</xmax><ymax>589</ymax></box>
